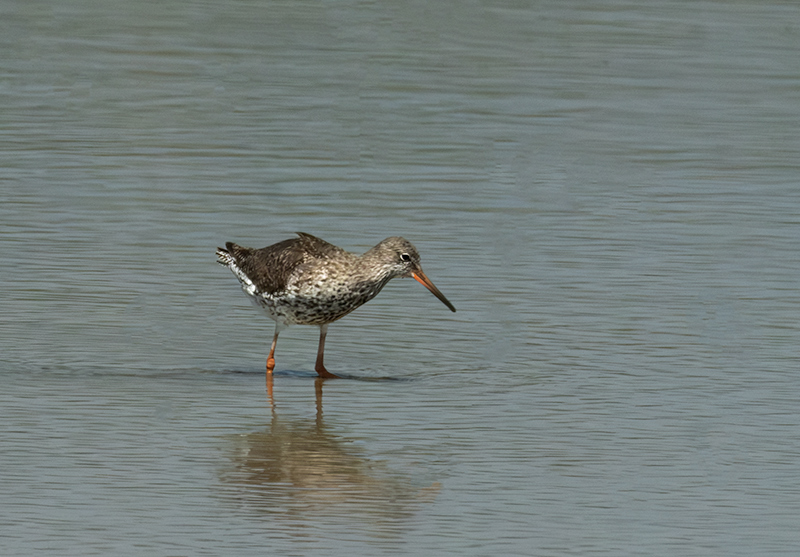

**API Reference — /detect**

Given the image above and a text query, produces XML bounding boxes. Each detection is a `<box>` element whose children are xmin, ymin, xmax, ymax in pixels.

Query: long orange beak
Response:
<box><xmin>412</xmin><ymin>268</ymin><xmax>456</xmax><ymax>312</ymax></box>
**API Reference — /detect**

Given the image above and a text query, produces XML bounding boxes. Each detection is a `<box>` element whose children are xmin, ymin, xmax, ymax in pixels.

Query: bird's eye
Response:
<box><xmin>400</xmin><ymin>253</ymin><xmax>411</xmax><ymax>262</ymax></box>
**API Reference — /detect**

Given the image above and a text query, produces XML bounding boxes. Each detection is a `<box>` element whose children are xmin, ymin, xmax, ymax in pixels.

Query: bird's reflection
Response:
<box><xmin>221</xmin><ymin>376</ymin><xmax>440</xmax><ymax>537</ymax></box>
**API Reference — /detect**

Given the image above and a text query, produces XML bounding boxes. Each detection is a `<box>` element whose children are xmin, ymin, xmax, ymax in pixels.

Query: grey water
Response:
<box><xmin>2</xmin><ymin>0</ymin><xmax>800</xmax><ymax>555</ymax></box>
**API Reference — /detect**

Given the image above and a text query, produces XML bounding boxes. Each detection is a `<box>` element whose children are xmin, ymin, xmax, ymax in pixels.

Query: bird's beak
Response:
<box><xmin>412</xmin><ymin>268</ymin><xmax>456</xmax><ymax>312</ymax></box>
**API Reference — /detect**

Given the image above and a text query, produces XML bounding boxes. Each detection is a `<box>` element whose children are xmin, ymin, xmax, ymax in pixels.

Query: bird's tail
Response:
<box><xmin>216</xmin><ymin>244</ymin><xmax>236</xmax><ymax>267</ymax></box>
<box><xmin>216</xmin><ymin>243</ymin><xmax>257</xmax><ymax>292</ymax></box>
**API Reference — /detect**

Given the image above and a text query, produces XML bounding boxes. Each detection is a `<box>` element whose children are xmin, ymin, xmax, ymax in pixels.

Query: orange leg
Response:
<box><xmin>267</xmin><ymin>329</ymin><xmax>279</xmax><ymax>375</ymax></box>
<box><xmin>314</xmin><ymin>324</ymin><xmax>339</xmax><ymax>379</ymax></box>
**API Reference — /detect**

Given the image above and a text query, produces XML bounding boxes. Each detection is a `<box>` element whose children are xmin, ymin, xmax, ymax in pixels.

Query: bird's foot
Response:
<box><xmin>315</xmin><ymin>364</ymin><xmax>340</xmax><ymax>379</ymax></box>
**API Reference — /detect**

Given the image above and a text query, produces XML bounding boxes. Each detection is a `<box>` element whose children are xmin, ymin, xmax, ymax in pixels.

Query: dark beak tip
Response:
<box><xmin>412</xmin><ymin>271</ymin><xmax>456</xmax><ymax>313</ymax></box>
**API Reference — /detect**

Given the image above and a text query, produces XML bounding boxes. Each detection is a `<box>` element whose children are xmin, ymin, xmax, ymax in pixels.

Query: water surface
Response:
<box><xmin>2</xmin><ymin>0</ymin><xmax>800</xmax><ymax>555</ymax></box>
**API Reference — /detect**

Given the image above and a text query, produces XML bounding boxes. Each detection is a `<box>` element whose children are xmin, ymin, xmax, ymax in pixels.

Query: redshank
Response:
<box><xmin>216</xmin><ymin>232</ymin><xmax>456</xmax><ymax>378</ymax></box>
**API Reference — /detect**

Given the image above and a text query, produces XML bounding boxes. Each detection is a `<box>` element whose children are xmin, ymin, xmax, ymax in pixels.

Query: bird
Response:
<box><xmin>216</xmin><ymin>232</ymin><xmax>456</xmax><ymax>378</ymax></box>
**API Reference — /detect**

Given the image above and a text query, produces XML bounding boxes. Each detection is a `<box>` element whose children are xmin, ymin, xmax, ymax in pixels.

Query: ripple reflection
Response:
<box><xmin>220</xmin><ymin>377</ymin><xmax>440</xmax><ymax>538</ymax></box>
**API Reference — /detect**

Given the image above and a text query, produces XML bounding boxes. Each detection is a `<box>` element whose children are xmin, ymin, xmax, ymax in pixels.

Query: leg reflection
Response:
<box><xmin>315</xmin><ymin>377</ymin><xmax>324</xmax><ymax>425</ymax></box>
<box><xmin>266</xmin><ymin>370</ymin><xmax>275</xmax><ymax>410</ymax></box>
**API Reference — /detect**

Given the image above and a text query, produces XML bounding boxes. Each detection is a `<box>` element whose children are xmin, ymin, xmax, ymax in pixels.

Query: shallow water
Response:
<box><xmin>2</xmin><ymin>0</ymin><xmax>800</xmax><ymax>555</ymax></box>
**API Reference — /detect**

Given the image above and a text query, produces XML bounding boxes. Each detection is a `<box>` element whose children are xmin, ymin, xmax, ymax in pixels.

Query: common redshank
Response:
<box><xmin>216</xmin><ymin>232</ymin><xmax>456</xmax><ymax>378</ymax></box>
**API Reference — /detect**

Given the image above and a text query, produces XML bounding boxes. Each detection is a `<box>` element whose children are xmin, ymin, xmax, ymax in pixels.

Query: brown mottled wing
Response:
<box><xmin>294</xmin><ymin>232</ymin><xmax>347</xmax><ymax>258</ymax></box>
<box><xmin>226</xmin><ymin>233</ymin><xmax>346</xmax><ymax>295</ymax></box>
